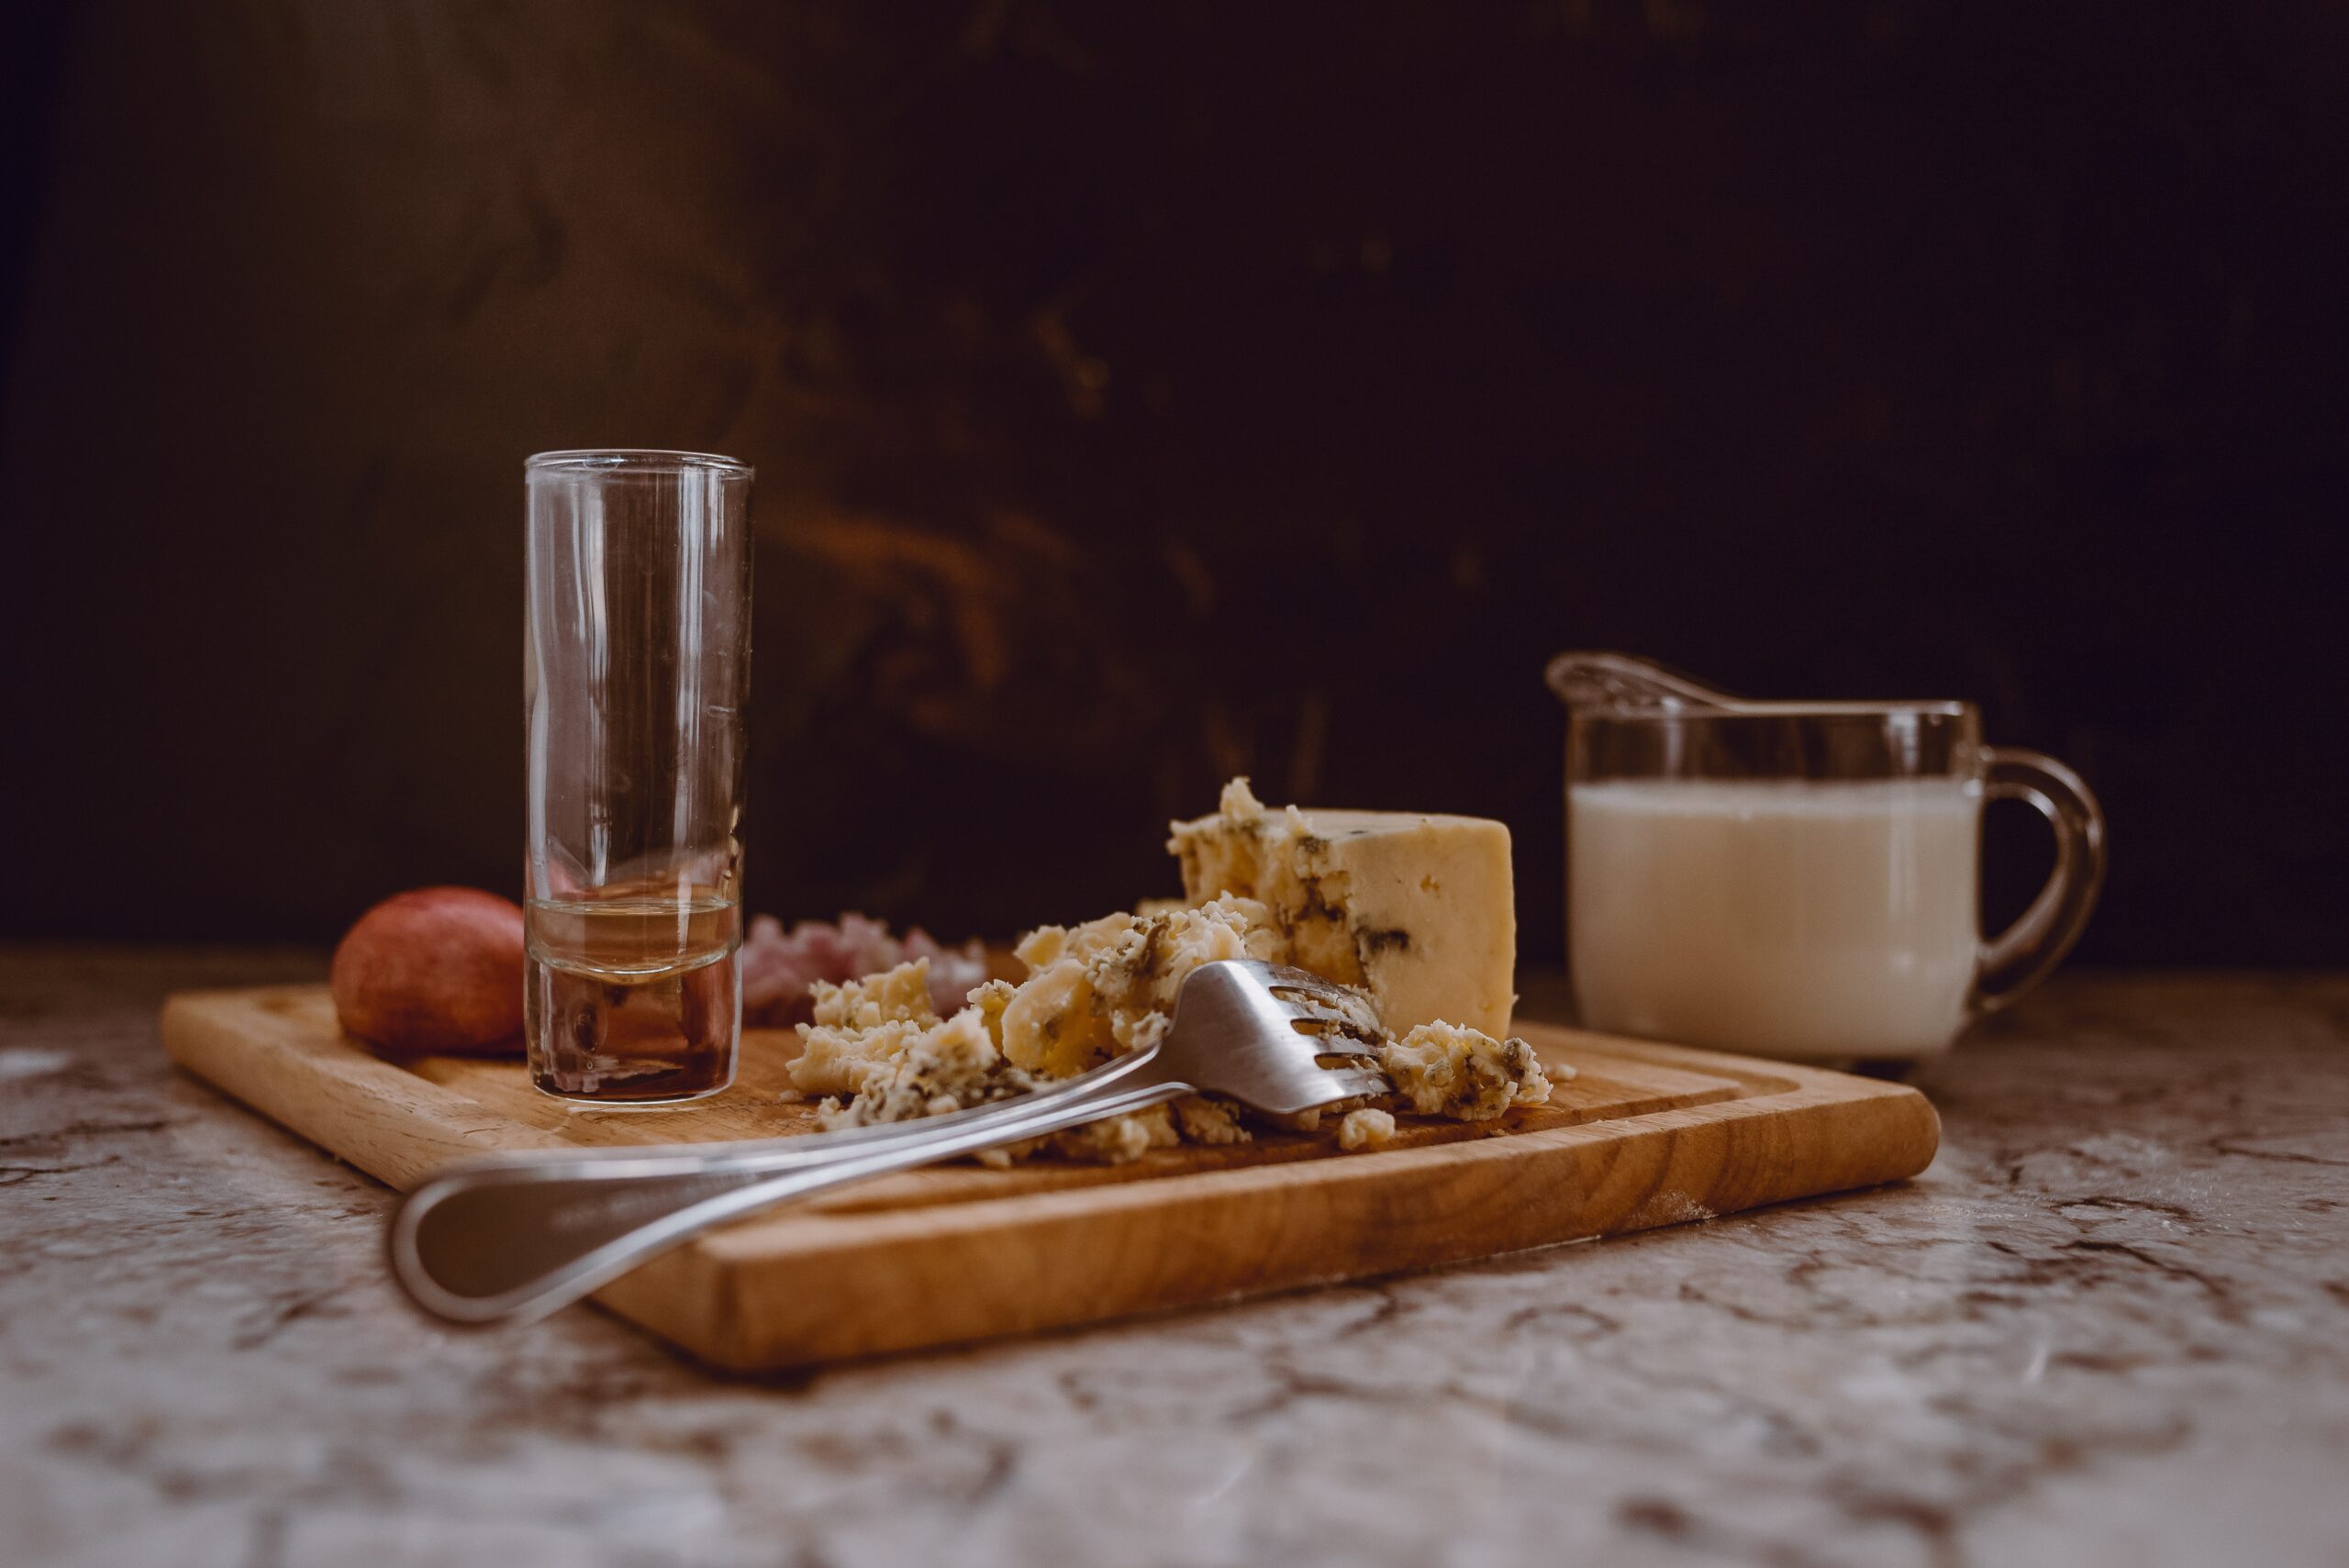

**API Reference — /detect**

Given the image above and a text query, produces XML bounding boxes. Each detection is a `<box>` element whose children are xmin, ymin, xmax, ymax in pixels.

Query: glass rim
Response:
<box><xmin>1577</xmin><ymin>700</ymin><xmax>1976</xmax><ymax>723</ymax></box>
<box><xmin>526</xmin><ymin>449</ymin><xmax>752</xmax><ymax>479</ymax></box>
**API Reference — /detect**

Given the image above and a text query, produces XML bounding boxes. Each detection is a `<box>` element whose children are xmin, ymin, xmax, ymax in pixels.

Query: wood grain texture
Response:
<box><xmin>161</xmin><ymin>984</ymin><xmax>1939</xmax><ymax>1371</ymax></box>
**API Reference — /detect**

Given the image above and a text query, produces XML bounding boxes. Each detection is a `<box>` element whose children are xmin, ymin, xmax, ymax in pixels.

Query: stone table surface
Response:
<box><xmin>2</xmin><ymin>950</ymin><xmax>2344</xmax><ymax>1568</ymax></box>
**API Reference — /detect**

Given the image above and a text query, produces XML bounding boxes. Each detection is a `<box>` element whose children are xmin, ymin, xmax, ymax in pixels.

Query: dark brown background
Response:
<box><xmin>4</xmin><ymin>1</ymin><xmax>2345</xmax><ymax>965</ymax></box>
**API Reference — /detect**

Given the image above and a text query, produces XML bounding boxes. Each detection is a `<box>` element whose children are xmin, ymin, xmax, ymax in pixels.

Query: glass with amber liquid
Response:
<box><xmin>524</xmin><ymin>450</ymin><xmax>752</xmax><ymax>1104</ymax></box>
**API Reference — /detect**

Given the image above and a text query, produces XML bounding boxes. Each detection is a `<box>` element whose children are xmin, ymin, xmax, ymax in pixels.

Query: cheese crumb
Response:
<box><xmin>829</xmin><ymin>1006</ymin><xmax>1034</xmax><ymax>1126</ymax></box>
<box><xmin>1380</xmin><ymin>1021</ymin><xmax>1552</xmax><ymax>1121</ymax></box>
<box><xmin>789</xmin><ymin>959</ymin><xmax>941</xmax><ymax>1096</ymax></box>
<box><xmin>1174</xmin><ymin>1095</ymin><xmax>1252</xmax><ymax>1146</ymax></box>
<box><xmin>1338</xmin><ymin>1107</ymin><xmax>1397</xmax><ymax>1151</ymax></box>
<box><xmin>1219</xmin><ymin>775</ymin><xmax>1269</xmax><ymax>821</ymax></box>
<box><xmin>815</xmin><ymin>959</ymin><xmax>937</xmax><ymax>1030</ymax></box>
<box><xmin>1051</xmin><ymin>1103</ymin><xmax>1180</xmax><ymax>1165</ymax></box>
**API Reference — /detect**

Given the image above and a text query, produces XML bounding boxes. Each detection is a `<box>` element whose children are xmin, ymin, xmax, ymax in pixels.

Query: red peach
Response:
<box><xmin>330</xmin><ymin>887</ymin><xmax>526</xmax><ymax>1055</ymax></box>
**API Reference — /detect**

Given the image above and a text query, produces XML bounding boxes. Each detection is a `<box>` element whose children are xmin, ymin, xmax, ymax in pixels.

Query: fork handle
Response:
<box><xmin>388</xmin><ymin>1056</ymin><xmax>1188</xmax><ymax>1324</ymax></box>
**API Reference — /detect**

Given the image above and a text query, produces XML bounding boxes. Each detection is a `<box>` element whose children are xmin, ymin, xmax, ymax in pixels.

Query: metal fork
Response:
<box><xmin>388</xmin><ymin>960</ymin><xmax>1390</xmax><ymax>1324</ymax></box>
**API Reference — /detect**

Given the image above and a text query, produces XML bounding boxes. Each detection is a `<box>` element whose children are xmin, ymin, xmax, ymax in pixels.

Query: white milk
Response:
<box><xmin>1569</xmin><ymin>778</ymin><xmax>1981</xmax><ymax>1061</ymax></box>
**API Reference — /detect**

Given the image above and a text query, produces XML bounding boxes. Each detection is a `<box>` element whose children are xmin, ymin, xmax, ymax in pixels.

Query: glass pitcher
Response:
<box><xmin>1546</xmin><ymin>652</ymin><xmax>2106</xmax><ymax>1065</ymax></box>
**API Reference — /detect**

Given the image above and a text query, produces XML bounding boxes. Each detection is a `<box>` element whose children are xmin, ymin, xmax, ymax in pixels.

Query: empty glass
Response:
<box><xmin>524</xmin><ymin>450</ymin><xmax>753</xmax><ymax>1103</ymax></box>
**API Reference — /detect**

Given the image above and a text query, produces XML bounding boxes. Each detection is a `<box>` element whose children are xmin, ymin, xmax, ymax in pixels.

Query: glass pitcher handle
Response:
<box><xmin>1973</xmin><ymin>747</ymin><xmax>2109</xmax><ymax>1016</ymax></box>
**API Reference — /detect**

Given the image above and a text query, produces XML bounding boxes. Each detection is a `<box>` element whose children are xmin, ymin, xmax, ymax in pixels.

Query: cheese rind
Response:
<box><xmin>1166</xmin><ymin>778</ymin><xmax>1518</xmax><ymax>1040</ymax></box>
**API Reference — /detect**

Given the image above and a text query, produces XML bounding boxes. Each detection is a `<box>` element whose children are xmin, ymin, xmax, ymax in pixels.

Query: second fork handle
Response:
<box><xmin>388</xmin><ymin>1058</ymin><xmax>1190</xmax><ymax>1326</ymax></box>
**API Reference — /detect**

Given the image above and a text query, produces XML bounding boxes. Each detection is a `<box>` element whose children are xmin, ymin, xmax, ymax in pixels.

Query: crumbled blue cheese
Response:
<box><xmin>788</xmin><ymin>958</ymin><xmax>943</xmax><ymax>1096</ymax></box>
<box><xmin>1001</xmin><ymin>895</ymin><xmax>1278</xmax><ymax>1076</ymax></box>
<box><xmin>796</xmin><ymin>900</ymin><xmax>1280</xmax><ymax>1164</ymax></box>
<box><xmin>784</xmin><ymin>785</ymin><xmax>1558</xmax><ymax>1164</ymax></box>
<box><xmin>1379</xmin><ymin>1020</ymin><xmax>1551</xmax><ymax>1121</ymax></box>
<box><xmin>1174</xmin><ymin>1095</ymin><xmax>1252</xmax><ymax>1146</ymax></box>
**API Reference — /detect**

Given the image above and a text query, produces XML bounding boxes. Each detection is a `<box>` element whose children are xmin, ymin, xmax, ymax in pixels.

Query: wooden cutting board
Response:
<box><xmin>161</xmin><ymin>985</ymin><xmax>1938</xmax><ymax>1371</ymax></box>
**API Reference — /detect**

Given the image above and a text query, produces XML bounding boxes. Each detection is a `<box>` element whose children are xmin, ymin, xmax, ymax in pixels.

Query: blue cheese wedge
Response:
<box><xmin>1167</xmin><ymin>778</ymin><xmax>1519</xmax><ymax>1040</ymax></box>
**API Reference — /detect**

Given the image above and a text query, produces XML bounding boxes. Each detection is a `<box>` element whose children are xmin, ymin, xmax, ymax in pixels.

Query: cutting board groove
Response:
<box><xmin>161</xmin><ymin>985</ymin><xmax>1938</xmax><ymax>1370</ymax></box>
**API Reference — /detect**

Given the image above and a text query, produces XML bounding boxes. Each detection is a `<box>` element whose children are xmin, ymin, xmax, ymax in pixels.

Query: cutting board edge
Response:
<box><xmin>651</xmin><ymin>1073</ymin><xmax>1938</xmax><ymax>1370</ymax></box>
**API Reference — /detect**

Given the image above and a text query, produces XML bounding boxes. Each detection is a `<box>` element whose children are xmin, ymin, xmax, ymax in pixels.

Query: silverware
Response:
<box><xmin>389</xmin><ymin>960</ymin><xmax>1390</xmax><ymax>1324</ymax></box>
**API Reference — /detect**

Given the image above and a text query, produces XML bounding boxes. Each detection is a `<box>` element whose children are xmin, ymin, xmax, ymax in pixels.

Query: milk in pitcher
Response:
<box><xmin>1569</xmin><ymin>778</ymin><xmax>1981</xmax><ymax>1060</ymax></box>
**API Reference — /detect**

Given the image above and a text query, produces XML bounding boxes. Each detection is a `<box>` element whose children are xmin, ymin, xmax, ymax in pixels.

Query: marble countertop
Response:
<box><xmin>2</xmin><ymin>950</ymin><xmax>2343</xmax><ymax>1568</ymax></box>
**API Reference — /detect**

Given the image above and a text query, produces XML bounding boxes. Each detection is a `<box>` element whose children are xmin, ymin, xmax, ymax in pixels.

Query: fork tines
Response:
<box><xmin>1232</xmin><ymin>961</ymin><xmax>1392</xmax><ymax>1102</ymax></box>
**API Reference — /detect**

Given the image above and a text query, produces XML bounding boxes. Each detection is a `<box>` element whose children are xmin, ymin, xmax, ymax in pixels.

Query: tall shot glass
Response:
<box><xmin>524</xmin><ymin>450</ymin><xmax>753</xmax><ymax>1104</ymax></box>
